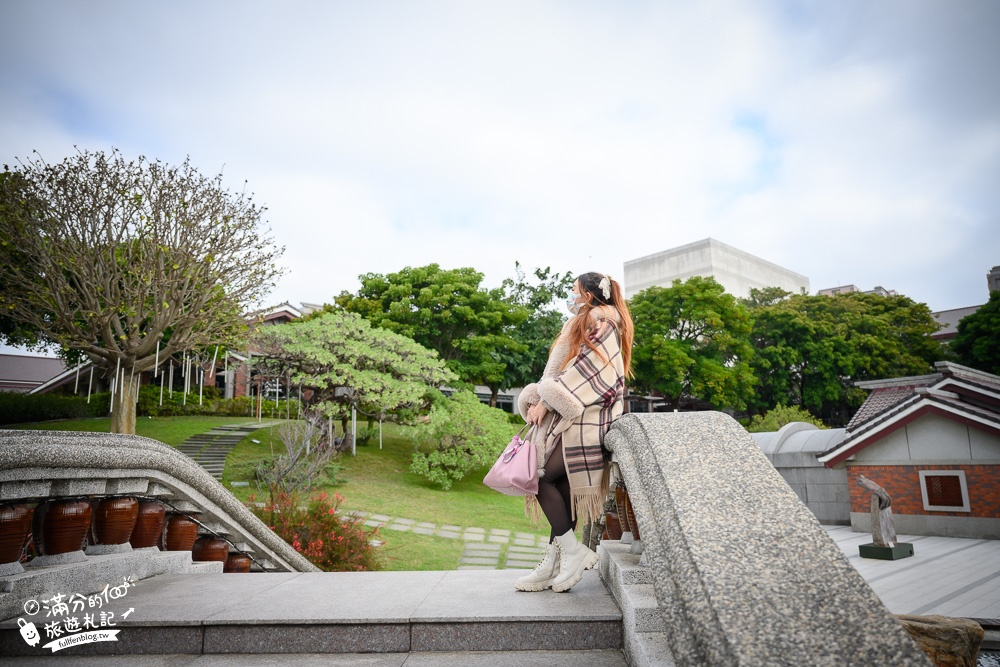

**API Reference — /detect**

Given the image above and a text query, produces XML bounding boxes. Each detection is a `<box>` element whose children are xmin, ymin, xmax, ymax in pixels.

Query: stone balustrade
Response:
<box><xmin>0</xmin><ymin>429</ymin><xmax>318</xmax><ymax>620</ymax></box>
<box><xmin>604</xmin><ymin>412</ymin><xmax>932</xmax><ymax>667</ymax></box>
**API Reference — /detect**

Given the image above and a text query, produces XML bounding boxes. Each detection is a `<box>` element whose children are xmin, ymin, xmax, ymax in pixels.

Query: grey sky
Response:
<box><xmin>1</xmin><ymin>0</ymin><xmax>997</xmax><ymax>333</ymax></box>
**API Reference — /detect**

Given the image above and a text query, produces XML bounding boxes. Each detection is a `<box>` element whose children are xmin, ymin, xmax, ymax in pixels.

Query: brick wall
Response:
<box><xmin>847</xmin><ymin>464</ymin><xmax>1000</xmax><ymax>519</ymax></box>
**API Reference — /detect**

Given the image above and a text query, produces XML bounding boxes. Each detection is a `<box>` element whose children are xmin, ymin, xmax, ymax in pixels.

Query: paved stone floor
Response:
<box><xmin>345</xmin><ymin>510</ymin><xmax>549</xmax><ymax>569</ymax></box>
<box><xmin>824</xmin><ymin>525</ymin><xmax>1000</xmax><ymax>622</ymax></box>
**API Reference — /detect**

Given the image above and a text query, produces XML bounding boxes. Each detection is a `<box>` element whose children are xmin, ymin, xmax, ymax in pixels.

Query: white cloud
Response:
<box><xmin>0</xmin><ymin>0</ymin><xmax>996</xmax><ymax>321</ymax></box>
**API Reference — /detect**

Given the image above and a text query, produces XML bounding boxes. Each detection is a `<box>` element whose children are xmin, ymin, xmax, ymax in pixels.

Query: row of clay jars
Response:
<box><xmin>1</xmin><ymin>500</ymin><xmax>250</xmax><ymax>572</ymax></box>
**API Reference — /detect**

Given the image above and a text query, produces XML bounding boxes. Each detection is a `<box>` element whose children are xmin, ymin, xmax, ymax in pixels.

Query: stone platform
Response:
<box><xmin>0</xmin><ymin>570</ymin><xmax>622</xmax><ymax>658</ymax></box>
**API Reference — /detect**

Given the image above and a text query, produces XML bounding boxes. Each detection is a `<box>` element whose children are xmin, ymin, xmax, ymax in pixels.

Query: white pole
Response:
<box><xmin>169</xmin><ymin>362</ymin><xmax>174</xmax><ymax>398</ymax></box>
<box><xmin>352</xmin><ymin>405</ymin><xmax>357</xmax><ymax>457</ymax></box>
<box><xmin>154</xmin><ymin>341</ymin><xmax>160</xmax><ymax>377</ymax></box>
<box><xmin>87</xmin><ymin>367</ymin><xmax>93</xmax><ymax>403</ymax></box>
<box><xmin>128</xmin><ymin>364</ymin><xmax>135</xmax><ymax>399</ymax></box>
<box><xmin>328</xmin><ymin>415</ymin><xmax>332</xmax><ymax>448</ymax></box>
<box><xmin>109</xmin><ymin>376</ymin><xmax>115</xmax><ymax>413</ymax></box>
<box><xmin>159</xmin><ymin>369</ymin><xmax>164</xmax><ymax>406</ymax></box>
<box><xmin>199</xmin><ymin>368</ymin><xmax>204</xmax><ymax>405</ymax></box>
<box><xmin>74</xmin><ymin>362</ymin><xmax>80</xmax><ymax>393</ymax></box>
<box><xmin>379</xmin><ymin>416</ymin><xmax>383</xmax><ymax>450</ymax></box>
<box><xmin>120</xmin><ymin>366</ymin><xmax>126</xmax><ymax>402</ymax></box>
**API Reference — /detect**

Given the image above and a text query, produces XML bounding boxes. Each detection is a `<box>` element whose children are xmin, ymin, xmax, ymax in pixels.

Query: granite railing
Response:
<box><xmin>604</xmin><ymin>412</ymin><xmax>931</xmax><ymax>667</ymax></box>
<box><xmin>0</xmin><ymin>429</ymin><xmax>319</xmax><ymax>618</ymax></box>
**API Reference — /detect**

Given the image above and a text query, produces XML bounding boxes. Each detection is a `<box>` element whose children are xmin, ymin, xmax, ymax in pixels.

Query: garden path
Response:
<box><xmin>344</xmin><ymin>510</ymin><xmax>550</xmax><ymax>570</ymax></box>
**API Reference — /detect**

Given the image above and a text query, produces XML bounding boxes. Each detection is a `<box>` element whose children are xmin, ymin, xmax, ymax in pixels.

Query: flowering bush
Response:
<box><xmin>248</xmin><ymin>491</ymin><xmax>381</xmax><ymax>571</ymax></box>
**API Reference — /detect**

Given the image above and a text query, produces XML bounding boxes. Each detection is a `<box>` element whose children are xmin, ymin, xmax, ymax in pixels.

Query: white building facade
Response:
<box><xmin>623</xmin><ymin>238</ymin><xmax>809</xmax><ymax>299</ymax></box>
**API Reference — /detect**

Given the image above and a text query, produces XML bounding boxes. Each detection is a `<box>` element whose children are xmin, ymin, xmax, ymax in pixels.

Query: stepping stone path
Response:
<box><xmin>344</xmin><ymin>510</ymin><xmax>549</xmax><ymax>570</ymax></box>
<box><xmin>177</xmin><ymin>422</ymin><xmax>281</xmax><ymax>480</ymax></box>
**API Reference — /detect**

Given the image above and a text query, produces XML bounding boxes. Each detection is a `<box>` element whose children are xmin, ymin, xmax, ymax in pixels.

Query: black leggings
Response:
<box><xmin>537</xmin><ymin>443</ymin><xmax>576</xmax><ymax>542</ymax></box>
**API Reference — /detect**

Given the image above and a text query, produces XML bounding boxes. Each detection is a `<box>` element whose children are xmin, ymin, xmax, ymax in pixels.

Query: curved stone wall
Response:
<box><xmin>606</xmin><ymin>412</ymin><xmax>929</xmax><ymax>666</ymax></box>
<box><xmin>0</xmin><ymin>429</ymin><xmax>319</xmax><ymax>574</ymax></box>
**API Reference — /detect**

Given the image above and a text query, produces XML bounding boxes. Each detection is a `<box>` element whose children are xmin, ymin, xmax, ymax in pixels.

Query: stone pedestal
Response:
<box><xmin>860</xmin><ymin>542</ymin><xmax>914</xmax><ymax>560</ymax></box>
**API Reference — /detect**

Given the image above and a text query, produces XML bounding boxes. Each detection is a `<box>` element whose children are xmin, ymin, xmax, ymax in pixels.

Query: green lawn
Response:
<box><xmin>223</xmin><ymin>421</ymin><xmax>543</xmax><ymax>536</ymax></box>
<box><xmin>3</xmin><ymin>415</ymin><xmax>271</xmax><ymax>447</ymax></box>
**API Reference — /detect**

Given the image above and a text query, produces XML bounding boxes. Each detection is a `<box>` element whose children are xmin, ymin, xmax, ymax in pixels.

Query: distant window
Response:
<box><xmin>918</xmin><ymin>470</ymin><xmax>970</xmax><ymax>512</ymax></box>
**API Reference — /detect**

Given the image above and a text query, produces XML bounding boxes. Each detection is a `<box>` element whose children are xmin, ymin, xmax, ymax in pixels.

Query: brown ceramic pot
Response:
<box><xmin>91</xmin><ymin>497</ymin><xmax>138</xmax><ymax>545</ymax></box>
<box><xmin>130</xmin><ymin>501</ymin><xmax>166</xmax><ymax>549</ymax></box>
<box><xmin>604</xmin><ymin>508</ymin><xmax>623</xmax><ymax>541</ymax></box>
<box><xmin>192</xmin><ymin>536</ymin><xmax>229</xmax><ymax>563</ymax></box>
<box><xmin>36</xmin><ymin>499</ymin><xmax>92</xmax><ymax>556</ymax></box>
<box><xmin>0</xmin><ymin>504</ymin><xmax>34</xmax><ymax>565</ymax></box>
<box><xmin>623</xmin><ymin>489</ymin><xmax>641</xmax><ymax>541</ymax></box>
<box><xmin>224</xmin><ymin>552</ymin><xmax>252</xmax><ymax>573</ymax></box>
<box><xmin>614</xmin><ymin>485</ymin><xmax>631</xmax><ymax>534</ymax></box>
<box><xmin>164</xmin><ymin>515</ymin><xmax>199</xmax><ymax>551</ymax></box>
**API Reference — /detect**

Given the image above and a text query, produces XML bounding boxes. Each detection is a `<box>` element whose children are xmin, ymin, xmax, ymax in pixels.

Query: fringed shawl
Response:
<box><xmin>518</xmin><ymin>312</ymin><xmax>626</xmax><ymax>526</ymax></box>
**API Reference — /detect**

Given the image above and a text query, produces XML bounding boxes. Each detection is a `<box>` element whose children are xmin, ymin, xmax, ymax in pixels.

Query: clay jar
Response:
<box><xmin>192</xmin><ymin>536</ymin><xmax>229</xmax><ymax>563</ymax></box>
<box><xmin>0</xmin><ymin>504</ymin><xmax>34</xmax><ymax>566</ymax></box>
<box><xmin>34</xmin><ymin>499</ymin><xmax>92</xmax><ymax>556</ymax></box>
<box><xmin>604</xmin><ymin>508</ymin><xmax>623</xmax><ymax>541</ymax></box>
<box><xmin>224</xmin><ymin>553</ymin><xmax>252</xmax><ymax>573</ymax></box>
<box><xmin>130</xmin><ymin>501</ymin><xmax>166</xmax><ymax>549</ymax></box>
<box><xmin>614</xmin><ymin>486</ymin><xmax>631</xmax><ymax>534</ymax></box>
<box><xmin>91</xmin><ymin>497</ymin><xmax>138</xmax><ymax>546</ymax></box>
<box><xmin>164</xmin><ymin>515</ymin><xmax>199</xmax><ymax>551</ymax></box>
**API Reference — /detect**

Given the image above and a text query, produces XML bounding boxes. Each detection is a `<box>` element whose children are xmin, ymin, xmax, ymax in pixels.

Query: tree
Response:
<box><xmin>953</xmin><ymin>291</ymin><xmax>1000</xmax><ymax>375</ymax></box>
<box><xmin>498</xmin><ymin>263</ymin><xmax>575</xmax><ymax>394</ymax></box>
<box><xmin>746</xmin><ymin>404</ymin><xmax>825</xmax><ymax>433</ymax></box>
<box><xmin>334</xmin><ymin>264</ymin><xmax>527</xmax><ymax>402</ymax></box>
<box><xmin>409</xmin><ymin>390</ymin><xmax>514</xmax><ymax>489</ymax></box>
<box><xmin>252</xmin><ymin>310</ymin><xmax>456</xmax><ymax>448</ymax></box>
<box><xmin>630</xmin><ymin>276</ymin><xmax>755</xmax><ymax>411</ymax></box>
<box><xmin>0</xmin><ymin>149</ymin><xmax>284</xmax><ymax>433</ymax></box>
<box><xmin>748</xmin><ymin>292</ymin><xmax>946</xmax><ymax>424</ymax></box>
<box><xmin>741</xmin><ymin>286</ymin><xmax>792</xmax><ymax>310</ymax></box>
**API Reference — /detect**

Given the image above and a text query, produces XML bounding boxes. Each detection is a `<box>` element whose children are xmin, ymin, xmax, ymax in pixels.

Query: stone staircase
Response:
<box><xmin>176</xmin><ymin>422</ymin><xmax>280</xmax><ymax>479</ymax></box>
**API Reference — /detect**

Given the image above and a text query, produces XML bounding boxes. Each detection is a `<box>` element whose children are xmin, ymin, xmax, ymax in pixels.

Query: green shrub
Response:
<box><xmin>135</xmin><ymin>385</ymin><xmax>283</xmax><ymax>418</ymax></box>
<box><xmin>408</xmin><ymin>390</ymin><xmax>513</xmax><ymax>490</ymax></box>
<box><xmin>0</xmin><ymin>391</ymin><xmax>111</xmax><ymax>425</ymax></box>
<box><xmin>248</xmin><ymin>490</ymin><xmax>381</xmax><ymax>571</ymax></box>
<box><xmin>746</xmin><ymin>404</ymin><xmax>826</xmax><ymax>433</ymax></box>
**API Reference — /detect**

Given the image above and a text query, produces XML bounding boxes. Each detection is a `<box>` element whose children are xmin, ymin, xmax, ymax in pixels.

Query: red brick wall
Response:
<box><xmin>847</xmin><ymin>465</ymin><xmax>1000</xmax><ymax>518</ymax></box>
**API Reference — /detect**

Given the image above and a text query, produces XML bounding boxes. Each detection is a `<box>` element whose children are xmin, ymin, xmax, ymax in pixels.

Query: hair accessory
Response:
<box><xmin>598</xmin><ymin>275</ymin><xmax>611</xmax><ymax>300</ymax></box>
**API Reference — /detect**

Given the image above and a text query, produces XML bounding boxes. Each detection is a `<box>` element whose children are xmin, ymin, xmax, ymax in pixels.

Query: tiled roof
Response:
<box><xmin>0</xmin><ymin>354</ymin><xmax>68</xmax><ymax>385</ymax></box>
<box><xmin>845</xmin><ymin>386</ymin><xmax>922</xmax><ymax>432</ymax></box>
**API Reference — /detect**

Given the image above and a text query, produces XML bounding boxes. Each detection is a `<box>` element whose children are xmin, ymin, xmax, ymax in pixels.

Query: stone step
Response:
<box><xmin>0</xmin><ymin>570</ymin><xmax>622</xmax><ymax>657</ymax></box>
<box><xmin>3</xmin><ymin>650</ymin><xmax>629</xmax><ymax>665</ymax></box>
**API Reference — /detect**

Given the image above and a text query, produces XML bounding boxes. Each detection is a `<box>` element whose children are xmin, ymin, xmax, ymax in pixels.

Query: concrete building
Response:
<box><xmin>989</xmin><ymin>265</ymin><xmax>1000</xmax><ymax>293</ymax></box>
<box><xmin>623</xmin><ymin>238</ymin><xmax>809</xmax><ymax>299</ymax></box>
<box><xmin>817</xmin><ymin>284</ymin><xmax>898</xmax><ymax>297</ymax></box>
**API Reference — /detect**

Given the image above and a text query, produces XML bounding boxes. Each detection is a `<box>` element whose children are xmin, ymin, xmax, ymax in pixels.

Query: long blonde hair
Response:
<box><xmin>556</xmin><ymin>272</ymin><xmax>634</xmax><ymax>378</ymax></box>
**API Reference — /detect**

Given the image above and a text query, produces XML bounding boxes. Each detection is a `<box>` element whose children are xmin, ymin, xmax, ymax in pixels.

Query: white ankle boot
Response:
<box><xmin>551</xmin><ymin>529</ymin><xmax>600</xmax><ymax>592</ymax></box>
<box><xmin>514</xmin><ymin>542</ymin><xmax>560</xmax><ymax>591</ymax></box>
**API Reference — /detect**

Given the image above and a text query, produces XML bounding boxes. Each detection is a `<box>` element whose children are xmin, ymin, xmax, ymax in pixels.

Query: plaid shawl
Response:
<box><xmin>533</xmin><ymin>317</ymin><xmax>626</xmax><ymax>526</ymax></box>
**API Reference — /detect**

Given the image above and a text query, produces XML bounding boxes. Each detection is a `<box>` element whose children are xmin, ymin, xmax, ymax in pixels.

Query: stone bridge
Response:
<box><xmin>0</xmin><ymin>414</ymin><xmax>932</xmax><ymax>665</ymax></box>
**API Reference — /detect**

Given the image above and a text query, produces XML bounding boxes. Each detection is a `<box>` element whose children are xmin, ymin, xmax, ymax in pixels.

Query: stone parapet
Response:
<box><xmin>605</xmin><ymin>412</ymin><xmax>931</xmax><ymax>666</ymax></box>
<box><xmin>0</xmin><ymin>429</ymin><xmax>319</xmax><ymax>604</ymax></box>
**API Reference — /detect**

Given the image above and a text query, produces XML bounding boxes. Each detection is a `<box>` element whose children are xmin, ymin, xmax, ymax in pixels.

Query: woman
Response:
<box><xmin>515</xmin><ymin>272</ymin><xmax>633</xmax><ymax>593</ymax></box>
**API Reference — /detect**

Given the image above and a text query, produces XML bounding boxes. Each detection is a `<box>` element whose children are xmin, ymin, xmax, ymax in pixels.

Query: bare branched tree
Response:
<box><xmin>0</xmin><ymin>148</ymin><xmax>285</xmax><ymax>433</ymax></box>
<box><xmin>255</xmin><ymin>420</ymin><xmax>340</xmax><ymax>500</ymax></box>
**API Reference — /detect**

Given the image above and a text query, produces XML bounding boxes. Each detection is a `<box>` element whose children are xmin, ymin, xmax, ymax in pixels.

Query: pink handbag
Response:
<box><xmin>483</xmin><ymin>425</ymin><xmax>539</xmax><ymax>496</ymax></box>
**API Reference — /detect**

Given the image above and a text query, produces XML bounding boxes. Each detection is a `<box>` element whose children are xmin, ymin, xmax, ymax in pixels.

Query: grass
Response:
<box><xmin>223</xmin><ymin>421</ymin><xmax>542</xmax><ymax>536</ymax></box>
<box><xmin>377</xmin><ymin>529</ymin><xmax>466</xmax><ymax>571</ymax></box>
<box><xmin>4</xmin><ymin>415</ymin><xmax>268</xmax><ymax>447</ymax></box>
